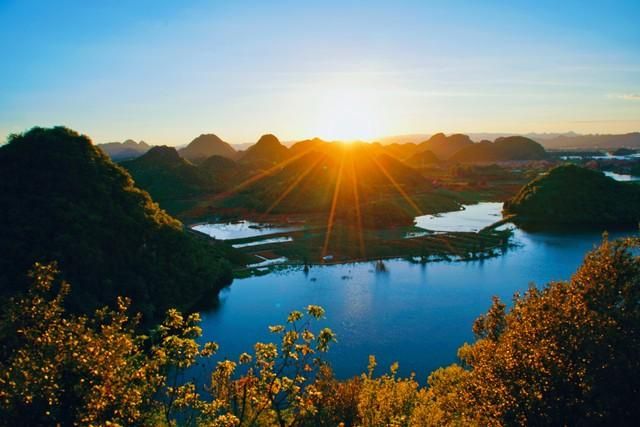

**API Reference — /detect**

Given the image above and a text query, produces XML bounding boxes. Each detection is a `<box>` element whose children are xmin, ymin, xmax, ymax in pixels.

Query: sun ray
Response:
<box><xmin>261</xmin><ymin>153</ymin><xmax>326</xmax><ymax>219</ymax></box>
<box><xmin>369</xmin><ymin>153</ymin><xmax>423</xmax><ymax>216</ymax></box>
<box><xmin>349</xmin><ymin>154</ymin><xmax>366</xmax><ymax>258</ymax></box>
<box><xmin>321</xmin><ymin>150</ymin><xmax>346</xmax><ymax>260</ymax></box>
<box><xmin>212</xmin><ymin>141</ymin><xmax>323</xmax><ymax>203</ymax></box>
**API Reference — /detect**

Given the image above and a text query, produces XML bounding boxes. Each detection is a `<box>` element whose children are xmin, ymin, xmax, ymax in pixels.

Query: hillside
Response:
<box><xmin>239</xmin><ymin>133</ymin><xmax>290</xmax><ymax>165</ymax></box>
<box><xmin>405</xmin><ymin>149</ymin><xmax>439</xmax><ymax>167</ymax></box>
<box><xmin>0</xmin><ymin>127</ymin><xmax>235</xmax><ymax>320</ymax></box>
<box><xmin>178</xmin><ymin>133</ymin><xmax>237</xmax><ymax>162</ymax></box>
<box><xmin>382</xmin><ymin>142</ymin><xmax>420</xmax><ymax>160</ymax></box>
<box><xmin>450</xmin><ymin>136</ymin><xmax>547</xmax><ymax>163</ymax></box>
<box><xmin>98</xmin><ymin>139</ymin><xmax>150</xmax><ymax>161</ymax></box>
<box><xmin>122</xmin><ymin>146</ymin><xmax>215</xmax><ymax>211</ymax></box>
<box><xmin>222</xmin><ymin>142</ymin><xmax>428</xmax><ymax>226</ymax></box>
<box><xmin>504</xmin><ymin>164</ymin><xmax>640</xmax><ymax>227</ymax></box>
<box><xmin>417</xmin><ymin>133</ymin><xmax>473</xmax><ymax>159</ymax></box>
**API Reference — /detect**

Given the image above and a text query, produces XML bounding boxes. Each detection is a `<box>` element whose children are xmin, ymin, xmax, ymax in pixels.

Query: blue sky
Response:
<box><xmin>1</xmin><ymin>0</ymin><xmax>639</xmax><ymax>145</ymax></box>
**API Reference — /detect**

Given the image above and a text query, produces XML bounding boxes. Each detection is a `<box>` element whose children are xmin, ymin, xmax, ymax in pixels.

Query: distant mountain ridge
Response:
<box><xmin>178</xmin><ymin>133</ymin><xmax>237</xmax><ymax>162</ymax></box>
<box><xmin>417</xmin><ymin>133</ymin><xmax>473</xmax><ymax>160</ymax></box>
<box><xmin>449</xmin><ymin>136</ymin><xmax>547</xmax><ymax>163</ymax></box>
<box><xmin>239</xmin><ymin>134</ymin><xmax>290</xmax><ymax>165</ymax></box>
<box><xmin>98</xmin><ymin>139</ymin><xmax>150</xmax><ymax>161</ymax></box>
<box><xmin>540</xmin><ymin>133</ymin><xmax>640</xmax><ymax>150</ymax></box>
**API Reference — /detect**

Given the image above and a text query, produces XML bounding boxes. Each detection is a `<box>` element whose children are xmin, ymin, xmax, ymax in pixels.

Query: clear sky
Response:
<box><xmin>1</xmin><ymin>0</ymin><xmax>639</xmax><ymax>145</ymax></box>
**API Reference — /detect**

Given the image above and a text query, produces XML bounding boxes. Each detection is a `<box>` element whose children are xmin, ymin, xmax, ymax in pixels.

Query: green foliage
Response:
<box><xmin>0</xmin><ymin>126</ymin><xmax>233</xmax><ymax>320</ymax></box>
<box><xmin>121</xmin><ymin>146</ymin><xmax>215</xmax><ymax>206</ymax></box>
<box><xmin>505</xmin><ymin>164</ymin><xmax>640</xmax><ymax>227</ymax></box>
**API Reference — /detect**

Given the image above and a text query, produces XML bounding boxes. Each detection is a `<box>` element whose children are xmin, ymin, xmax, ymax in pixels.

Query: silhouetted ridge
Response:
<box><xmin>239</xmin><ymin>133</ymin><xmax>289</xmax><ymax>164</ymax></box>
<box><xmin>405</xmin><ymin>149</ymin><xmax>439</xmax><ymax>167</ymax></box>
<box><xmin>288</xmin><ymin>138</ymin><xmax>328</xmax><ymax>157</ymax></box>
<box><xmin>418</xmin><ymin>133</ymin><xmax>473</xmax><ymax>159</ymax></box>
<box><xmin>450</xmin><ymin>136</ymin><xmax>547</xmax><ymax>163</ymax></box>
<box><xmin>256</xmin><ymin>133</ymin><xmax>281</xmax><ymax>146</ymax></box>
<box><xmin>179</xmin><ymin>133</ymin><xmax>236</xmax><ymax>162</ymax></box>
<box><xmin>199</xmin><ymin>154</ymin><xmax>237</xmax><ymax>172</ymax></box>
<box><xmin>140</xmin><ymin>145</ymin><xmax>183</xmax><ymax>165</ymax></box>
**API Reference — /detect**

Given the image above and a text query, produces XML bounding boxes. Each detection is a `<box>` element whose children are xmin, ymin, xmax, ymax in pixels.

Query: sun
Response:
<box><xmin>309</xmin><ymin>83</ymin><xmax>388</xmax><ymax>142</ymax></box>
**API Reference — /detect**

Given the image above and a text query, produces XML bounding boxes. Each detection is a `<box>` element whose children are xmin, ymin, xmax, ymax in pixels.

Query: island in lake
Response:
<box><xmin>505</xmin><ymin>164</ymin><xmax>640</xmax><ymax>228</ymax></box>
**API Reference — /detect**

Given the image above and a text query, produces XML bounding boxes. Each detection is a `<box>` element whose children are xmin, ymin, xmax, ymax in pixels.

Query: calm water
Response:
<box><xmin>414</xmin><ymin>202</ymin><xmax>503</xmax><ymax>232</ymax></box>
<box><xmin>198</xmin><ymin>227</ymin><xmax>635</xmax><ymax>381</ymax></box>
<box><xmin>603</xmin><ymin>171</ymin><xmax>640</xmax><ymax>182</ymax></box>
<box><xmin>192</xmin><ymin>220</ymin><xmax>300</xmax><ymax>240</ymax></box>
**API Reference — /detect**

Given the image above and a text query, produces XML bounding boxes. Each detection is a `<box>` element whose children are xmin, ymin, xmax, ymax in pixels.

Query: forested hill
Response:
<box><xmin>449</xmin><ymin>136</ymin><xmax>547</xmax><ymax>163</ymax></box>
<box><xmin>122</xmin><ymin>145</ymin><xmax>216</xmax><ymax>207</ymax></box>
<box><xmin>504</xmin><ymin>164</ymin><xmax>640</xmax><ymax>227</ymax></box>
<box><xmin>0</xmin><ymin>127</ymin><xmax>237</xmax><ymax>321</ymax></box>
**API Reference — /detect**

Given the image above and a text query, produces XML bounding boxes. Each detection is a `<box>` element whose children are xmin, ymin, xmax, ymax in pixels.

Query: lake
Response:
<box><xmin>414</xmin><ymin>202</ymin><xmax>503</xmax><ymax>232</ymax></box>
<box><xmin>192</xmin><ymin>220</ymin><xmax>300</xmax><ymax>240</ymax></box>
<box><xmin>603</xmin><ymin>171</ymin><xmax>640</xmax><ymax>182</ymax></box>
<box><xmin>197</xmin><ymin>223</ymin><xmax>636</xmax><ymax>382</ymax></box>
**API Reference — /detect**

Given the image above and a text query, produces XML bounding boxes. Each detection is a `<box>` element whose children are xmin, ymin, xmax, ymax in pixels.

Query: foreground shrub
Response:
<box><xmin>0</xmin><ymin>263</ymin><xmax>335</xmax><ymax>426</ymax></box>
<box><xmin>428</xmin><ymin>236</ymin><xmax>640</xmax><ymax>425</ymax></box>
<box><xmin>1</xmin><ymin>235</ymin><xmax>639</xmax><ymax>425</ymax></box>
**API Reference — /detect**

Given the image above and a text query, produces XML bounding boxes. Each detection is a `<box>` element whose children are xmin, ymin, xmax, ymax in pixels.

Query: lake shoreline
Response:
<box><xmin>192</xmin><ymin>202</ymin><xmax>514</xmax><ymax>276</ymax></box>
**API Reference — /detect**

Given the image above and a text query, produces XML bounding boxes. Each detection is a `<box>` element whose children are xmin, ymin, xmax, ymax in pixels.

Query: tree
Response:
<box><xmin>0</xmin><ymin>263</ymin><xmax>336</xmax><ymax>426</ymax></box>
<box><xmin>0</xmin><ymin>126</ymin><xmax>236</xmax><ymax>321</ymax></box>
<box><xmin>429</xmin><ymin>235</ymin><xmax>640</xmax><ymax>425</ymax></box>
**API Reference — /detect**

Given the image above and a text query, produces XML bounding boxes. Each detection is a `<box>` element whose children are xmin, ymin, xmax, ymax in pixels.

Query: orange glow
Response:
<box><xmin>321</xmin><ymin>151</ymin><xmax>346</xmax><ymax>259</ymax></box>
<box><xmin>262</xmin><ymin>154</ymin><xmax>325</xmax><ymax>217</ymax></box>
<box><xmin>213</xmin><ymin>142</ymin><xmax>322</xmax><ymax>202</ymax></box>
<box><xmin>348</xmin><ymin>155</ymin><xmax>366</xmax><ymax>258</ymax></box>
<box><xmin>369</xmin><ymin>153</ymin><xmax>422</xmax><ymax>216</ymax></box>
<box><xmin>306</xmin><ymin>77</ymin><xmax>390</xmax><ymax>141</ymax></box>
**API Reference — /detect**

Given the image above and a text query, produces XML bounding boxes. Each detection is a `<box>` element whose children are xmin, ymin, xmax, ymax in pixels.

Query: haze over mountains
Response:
<box><xmin>90</xmin><ymin>129</ymin><xmax>640</xmax><ymax>220</ymax></box>
<box><xmin>99</xmin><ymin>139</ymin><xmax>150</xmax><ymax>161</ymax></box>
<box><xmin>540</xmin><ymin>132</ymin><xmax>640</xmax><ymax>150</ymax></box>
<box><xmin>98</xmin><ymin>132</ymin><xmax>640</xmax><ymax>164</ymax></box>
